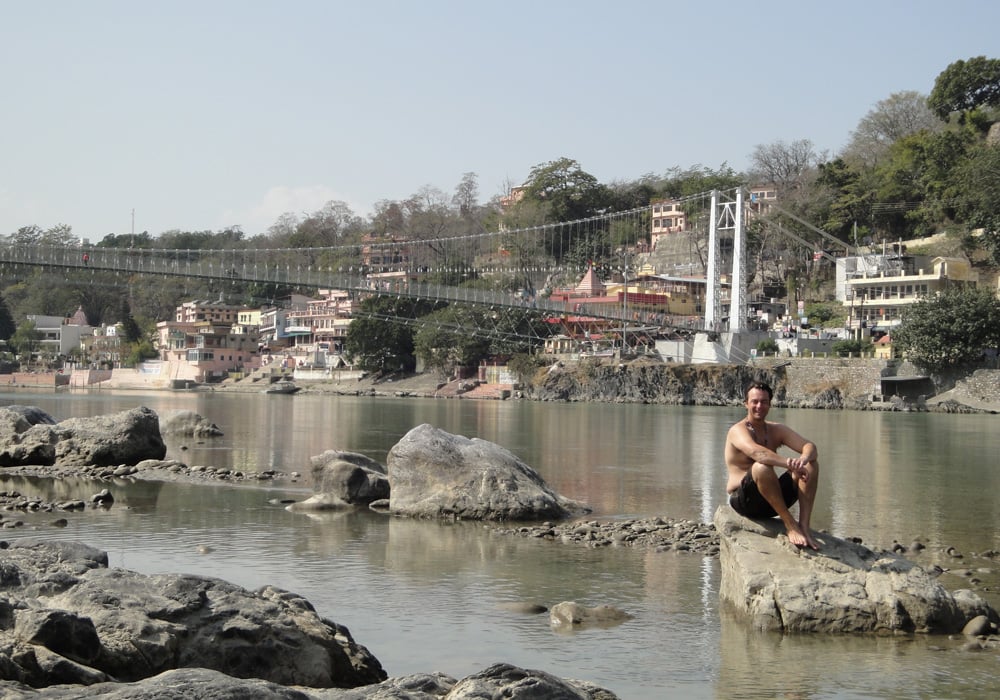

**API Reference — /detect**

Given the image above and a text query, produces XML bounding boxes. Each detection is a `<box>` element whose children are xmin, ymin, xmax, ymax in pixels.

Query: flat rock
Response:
<box><xmin>714</xmin><ymin>505</ymin><xmax>998</xmax><ymax>634</ymax></box>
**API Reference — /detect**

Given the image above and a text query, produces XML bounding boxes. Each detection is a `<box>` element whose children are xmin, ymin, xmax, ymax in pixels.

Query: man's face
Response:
<box><xmin>745</xmin><ymin>388</ymin><xmax>771</xmax><ymax>421</ymax></box>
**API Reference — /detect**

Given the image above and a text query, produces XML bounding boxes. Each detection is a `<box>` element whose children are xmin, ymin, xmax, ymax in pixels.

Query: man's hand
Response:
<box><xmin>786</xmin><ymin>456</ymin><xmax>810</xmax><ymax>482</ymax></box>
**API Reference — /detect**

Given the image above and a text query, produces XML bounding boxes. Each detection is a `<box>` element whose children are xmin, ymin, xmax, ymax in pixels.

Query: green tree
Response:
<box><xmin>413</xmin><ymin>305</ymin><xmax>490</xmax><ymax>378</ymax></box>
<box><xmin>831</xmin><ymin>338</ymin><xmax>873</xmax><ymax>357</ymax></box>
<box><xmin>513</xmin><ymin>158</ymin><xmax>611</xmax><ymax>262</ymax></box>
<box><xmin>928</xmin><ymin>56</ymin><xmax>1000</xmax><ymax>121</ymax></box>
<box><xmin>952</xmin><ymin>142</ymin><xmax>1000</xmax><ymax>262</ymax></box>
<box><xmin>345</xmin><ymin>296</ymin><xmax>443</xmax><ymax>374</ymax></box>
<box><xmin>119</xmin><ymin>299</ymin><xmax>143</xmax><ymax>344</ymax></box>
<box><xmin>893</xmin><ymin>286</ymin><xmax>1000</xmax><ymax>374</ymax></box>
<box><xmin>9</xmin><ymin>321</ymin><xmax>41</xmax><ymax>367</ymax></box>
<box><xmin>0</xmin><ymin>296</ymin><xmax>15</xmax><ymax>341</ymax></box>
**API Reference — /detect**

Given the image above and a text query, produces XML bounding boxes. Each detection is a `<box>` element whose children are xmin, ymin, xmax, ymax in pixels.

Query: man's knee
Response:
<box><xmin>750</xmin><ymin>462</ymin><xmax>778</xmax><ymax>482</ymax></box>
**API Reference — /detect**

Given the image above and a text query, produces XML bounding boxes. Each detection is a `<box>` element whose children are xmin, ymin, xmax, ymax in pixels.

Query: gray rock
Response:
<box><xmin>386</xmin><ymin>424</ymin><xmax>590</xmax><ymax>521</ymax></box>
<box><xmin>714</xmin><ymin>506</ymin><xmax>999</xmax><ymax>634</ymax></box>
<box><xmin>1</xmin><ymin>406</ymin><xmax>57</xmax><ymax>426</ymax></box>
<box><xmin>445</xmin><ymin>663</ymin><xmax>619</xmax><ymax>700</ymax></box>
<box><xmin>52</xmin><ymin>407</ymin><xmax>167</xmax><ymax>467</ymax></box>
<box><xmin>549</xmin><ymin>602</ymin><xmax>633</xmax><ymax>630</ymax></box>
<box><xmin>0</xmin><ymin>665</ymin><xmax>621</xmax><ymax>699</ymax></box>
<box><xmin>0</xmin><ymin>408</ymin><xmax>58</xmax><ymax>466</ymax></box>
<box><xmin>157</xmin><ymin>410</ymin><xmax>224</xmax><ymax>437</ymax></box>
<box><xmin>0</xmin><ymin>539</ymin><xmax>386</xmax><ymax>689</ymax></box>
<box><xmin>304</xmin><ymin>451</ymin><xmax>389</xmax><ymax>507</ymax></box>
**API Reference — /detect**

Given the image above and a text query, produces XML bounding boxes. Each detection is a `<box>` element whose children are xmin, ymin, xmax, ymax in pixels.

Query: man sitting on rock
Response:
<box><xmin>725</xmin><ymin>381</ymin><xmax>821</xmax><ymax>550</ymax></box>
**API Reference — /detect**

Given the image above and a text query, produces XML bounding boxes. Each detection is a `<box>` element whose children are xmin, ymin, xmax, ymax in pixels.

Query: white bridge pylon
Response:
<box><xmin>705</xmin><ymin>188</ymin><xmax>746</xmax><ymax>333</ymax></box>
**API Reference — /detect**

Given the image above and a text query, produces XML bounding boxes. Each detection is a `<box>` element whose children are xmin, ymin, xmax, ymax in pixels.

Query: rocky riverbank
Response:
<box><xmin>213</xmin><ymin>363</ymin><xmax>1000</xmax><ymax>413</ymax></box>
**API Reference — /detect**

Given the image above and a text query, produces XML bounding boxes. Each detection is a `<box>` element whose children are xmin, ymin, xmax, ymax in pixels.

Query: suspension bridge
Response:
<box><xmin>0</xmin><ymin>188</ymin><xmax>842</xmax><ymax>351</ymax></box>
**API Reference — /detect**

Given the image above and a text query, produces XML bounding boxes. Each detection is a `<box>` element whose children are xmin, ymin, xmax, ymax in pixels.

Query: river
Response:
<box><xmin>1</xmin><ymin>387</ymin><xmax>998</xmax><ymax>699</ymax></box>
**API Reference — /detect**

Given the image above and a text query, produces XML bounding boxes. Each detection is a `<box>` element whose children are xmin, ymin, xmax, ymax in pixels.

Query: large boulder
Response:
<box><xmin>714</xmin><ymin>506</ymin><xmax>998</xmax><ymax>634</ymax></box>
<box><xmin>0</xmin><ymin>539</ymin><xmax>386</xmax><ymax>689</ymax></box>
<box><xmin>52</xmin><ymin>407</ymin><xmax>167</xmax><ymax>467</ymax></box>
<box><xmin>293</xmin><ymin>450</ymin><xmax>389</xmax><ymax>509</ymax></box>
<box><xmin>157</xmin><ymin>410</ymin><xmax>224</xmax><ymax>438</ymax></box>
<box><xmin>386</xmin><ymin>424</ymin><xmax>590</xmax><ymax>521</ymax></box>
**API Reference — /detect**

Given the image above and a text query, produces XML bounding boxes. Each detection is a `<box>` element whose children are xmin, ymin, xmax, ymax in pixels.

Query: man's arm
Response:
<box><xmin>773</xmin><ymin>424</ymin><xmax>818</xmax><ymax>463</ymax></box>
<box><xmin>727</xmin><ymin>423</ymin><xmax>788</xmax><ymax>469</ymax></box>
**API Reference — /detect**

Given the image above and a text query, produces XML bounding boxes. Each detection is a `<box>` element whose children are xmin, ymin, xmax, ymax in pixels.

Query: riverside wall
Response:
<box><xmin>525</xmin><ymin>356</ymin><xmax>941</xmax><ymax>410</ymax></box>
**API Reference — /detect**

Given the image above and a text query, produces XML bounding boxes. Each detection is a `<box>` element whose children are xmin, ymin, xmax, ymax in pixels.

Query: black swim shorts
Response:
<box><xmin>729</xmin><ymin>470</ymin><xmax>798</xmax><ymax>518</ymax></box>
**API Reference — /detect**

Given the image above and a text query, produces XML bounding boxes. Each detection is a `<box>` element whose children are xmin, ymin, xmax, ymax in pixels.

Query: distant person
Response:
<box><xmin>724</xmin><ymin>381</ymin><xmax>820</xmax><ymax>550</ymax></box>
<box><xmin>82</xmin><ymin>253</ymin><xmax>89</xmax><ymax>265</ymax></box>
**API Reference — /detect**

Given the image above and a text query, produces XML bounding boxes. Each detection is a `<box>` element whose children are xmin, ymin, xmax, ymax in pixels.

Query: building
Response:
<box><xmin>836</xmin><ymin>254</ymin><xmax>978</xmax><ymax>332</ymax></box>
<box><xmin>80</xmin><ymin>324</ymin><xmax>125</xmax><ymax>368</ymax></box>
<box><xmin>282</xmin><ymin>289</ymin><xmax>356</xmax><ymax>361</ymax></box>
<box><xmin>26</xmin><ymin>310</ymin><xmax>91</xmax><ymax>360</ymax></box>
<box><xmin>649</xmin><ymin>199</ymin><xmax>687</xmax><ymax>251</ymax></box>
<box><xmin>258</xmin><ymin>294</ymin><xmax>313</xmax><ymax>353</ymax></box>
<box><xmin>156</xmin><ymin>300</ymin><xmax>261</xmax><ymax>383</ymax></box>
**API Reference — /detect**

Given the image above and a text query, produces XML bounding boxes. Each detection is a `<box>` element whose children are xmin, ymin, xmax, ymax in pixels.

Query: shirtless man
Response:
<box><xmin>725</xmin><ymin>381</ymin><xmax>820</xmax><ymax>550</ymax></box>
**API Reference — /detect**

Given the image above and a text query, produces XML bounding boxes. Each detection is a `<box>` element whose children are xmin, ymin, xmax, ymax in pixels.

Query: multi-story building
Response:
<box><xmin>836</xmin><ymin>254</ymin><xmax>978</xmax><ymax>332</ymax></box>
<box><xmin>80</xmin><ymin>324</ymin><xmax>124</xmax><ymax>368</ymax></box>
<box><xmin>649</xmin><ymin>199</ymin><xmax>687</xmax><ymax>251</ymax></box>
<box><xmin>258</xmin><ymin>294</ymin><xmax>312</xmax><ymax>353</ymax></box>
<box><xmin>156</xmin><ymin>300</ymin><xmax>261</xmax><ymax>382</ymax></box>
<box><xmin>284</xmin><ymin>289</ymin><xmax>356</xmax><ymax>358</ymax></box>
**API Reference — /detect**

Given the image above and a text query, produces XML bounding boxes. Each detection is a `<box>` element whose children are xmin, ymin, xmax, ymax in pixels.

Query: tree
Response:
<box><xmin>893</xmin><ymin>286</ymin><xmax>1000</xmax><ymax>375</ymax></box>
<box><xmin>747</xmin><ymin>139</ymin><xmax>822</xmax><ymax>191</ymax></box>
<box><xmin>345</xmin><ymin>296</ymin><xmax>443</xmax><ymax>374</ymax></box>
<box><xmin>843</xmin><ymin>91</ymin><xmax>941</xmax><ymax>168</ymax></box>
<box><xmin>952</xmin><ymin>142</ymin><xmax>1000</xmax><ymax>262</ymax></box>
<box><xmin>413</xmin><ymin>305</ymin><xmax>490</xmax><ymax>378</ymax></box>
<box><xmin>928</xmin><ymin>56</ymin><xmax>1000</xmax><ymax>121</ymax></box>
<box><xmin>9</xmin><ymin>321</ymin><xmax>41</xmax><ymax>367</ymax></box>
<box><xmin>521</xmin><ymin>158</ymin><xmax>609</xmax><ymax>223</ymax></box>
<box><xmin>119</xmin><ymin>299</ymin><xmax>144</xmax><ymax>344</ymax></box>
<box><xmin>0</xmin><ymin>296</ymin><xmax>15</xmax><ymax>341</ymax></box>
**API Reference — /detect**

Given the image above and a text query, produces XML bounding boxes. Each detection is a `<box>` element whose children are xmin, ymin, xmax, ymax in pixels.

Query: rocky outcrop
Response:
<box><xmin>291</xmin><ymin>451</ymin><xmax>389</xmax><ymax>510</ymax></box>
<box><xmin>0</xmin><ymin>664</ymin><xmax>618</xmax><ymax>699</ymax></box>
<box><xmin>0</xmin><ymin>539</ymin><xmax>386</xmax><ymax>689</ymax></box>
<box><xmin>386</xmin><ymin>424</ymin><xmax>590</xmax><ymax>521</ymax></box>
<box><xmin>0</xmin><ymin>406</ymin><xmax>167</xmax><ymax>468</ymax></box>
<box><xmin>0</xmin><ymin>541</ymin><xmax>619</xmax><ymax>699</ymax></box>
<box><xmin>157</xmin><ymin>410</ymin><xmax>224</xmax><ymax>437</ymax></box>
<box><xmin>714</xmin><ymin>506</ymin><xmax>998</xmax><ymax>634</ymax></box>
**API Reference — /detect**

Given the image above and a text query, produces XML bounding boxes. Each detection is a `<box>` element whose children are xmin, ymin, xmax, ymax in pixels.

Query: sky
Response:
<box><xmin>1</xmin><ymin>0</ymin><xmax>998</xmax><ymax>243</ymax></box>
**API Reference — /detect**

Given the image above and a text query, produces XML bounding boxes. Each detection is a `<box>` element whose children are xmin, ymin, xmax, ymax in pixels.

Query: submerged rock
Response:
<box><xmin>158</xmin><ymin>410</ymin><xmax>224</xmax><ymax>438</ymax></box>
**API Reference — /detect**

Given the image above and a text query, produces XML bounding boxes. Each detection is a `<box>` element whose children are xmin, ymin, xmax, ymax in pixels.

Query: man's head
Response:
<box><xmin>744</xmin><ymin>381</ymin><xmax>773</xmax><ymax>402</ymax></box>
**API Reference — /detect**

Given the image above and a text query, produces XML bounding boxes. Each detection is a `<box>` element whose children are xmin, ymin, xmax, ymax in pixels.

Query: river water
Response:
<box><xmin>1</xmin><ymin>387</ymin><xmax>998</xmax><ymax>699</ymax></box>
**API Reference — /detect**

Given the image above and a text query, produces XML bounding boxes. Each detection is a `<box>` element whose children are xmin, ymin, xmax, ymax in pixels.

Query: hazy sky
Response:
<box><xmin>2</xmin><ymin>1</ymin><xmax>997</xmax><ymax>242</ymax></box>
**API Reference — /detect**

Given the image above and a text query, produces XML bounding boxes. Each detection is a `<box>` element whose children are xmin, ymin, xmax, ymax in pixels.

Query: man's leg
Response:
<box><xmin>750</xmin><ymin>462</ymin><xmax>817</xmax><ymax>550</ymax></box>
<box><xmin>792</xmin><ymin>461</ymin><xmax>820</xmax><ymax>550</ymax></box>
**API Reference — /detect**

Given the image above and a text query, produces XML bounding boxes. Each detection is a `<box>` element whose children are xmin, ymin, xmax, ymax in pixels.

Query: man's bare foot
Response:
<box><xmin>787</xmin><ymin>525</ymin><xmax>820</xmax><ymax>551</ymax></box>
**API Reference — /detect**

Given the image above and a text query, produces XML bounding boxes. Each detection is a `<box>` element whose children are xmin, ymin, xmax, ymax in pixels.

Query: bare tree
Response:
<box><xmin>747</xmin><ymin>139</ymin><xmax>823</xmax><ymax>192</ymax></box>
<box><xmin>842</xmin><ymin>91</ymin><xmax>941</xmax><ymax>168</ymax></box>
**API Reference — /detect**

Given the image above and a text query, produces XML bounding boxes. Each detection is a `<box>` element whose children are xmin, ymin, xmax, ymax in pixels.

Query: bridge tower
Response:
<box><xmin>705</xmin><ymin>189</ymin><xmax>746</xmax><ymax>332</ymax></box>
